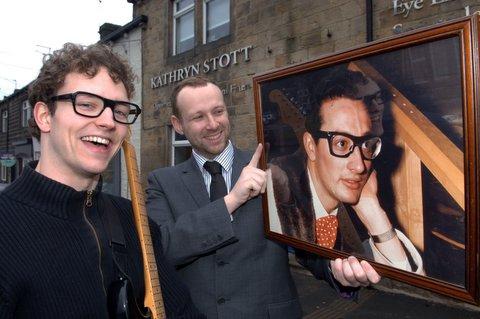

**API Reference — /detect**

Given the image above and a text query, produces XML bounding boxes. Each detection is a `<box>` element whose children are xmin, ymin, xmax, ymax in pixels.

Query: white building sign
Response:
<box><xmin>393</xmin><ymin>0</ymin><xmax>454</xmax><ymax>18</ymax></box>
<box><xmin>151</xmin><ymin>45</ymin><xmax>253</xmax><ymax>89</ymax></box>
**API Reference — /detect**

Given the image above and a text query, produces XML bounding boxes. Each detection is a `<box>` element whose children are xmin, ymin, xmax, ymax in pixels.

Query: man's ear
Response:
<box><xmin>171</xmin><ymin>115</ymin><xmax>184</xmax><ymax>135</ymax></box>
<box><xmin>33</xmin><ymin>102</ymin><xmax>52</xmax><ymax>134</ymax></box>
<box><xmin>303</xmin><ymin>132</ymin><xmax>317</xmax><ymax>161</ymax></box>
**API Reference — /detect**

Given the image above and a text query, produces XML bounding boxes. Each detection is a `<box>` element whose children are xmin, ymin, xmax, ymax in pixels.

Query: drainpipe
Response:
<box><xmin>366</xmin><ymin>0</ymin><xmax>373</xmax><ymax>42</ymax></box>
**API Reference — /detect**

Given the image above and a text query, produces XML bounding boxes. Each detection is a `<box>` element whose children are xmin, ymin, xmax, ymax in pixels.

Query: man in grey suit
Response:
<box><xmin>146</xmin><ymin>76</ymin><xmax>380</xmax><ymax>318</ymax></box>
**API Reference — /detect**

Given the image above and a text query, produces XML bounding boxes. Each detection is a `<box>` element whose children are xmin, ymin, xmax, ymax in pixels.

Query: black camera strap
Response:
<box><xmin>101</xmin><ymin>195</ymin><xmax>149</xmax><ymax>319</ymax></box>
<box><xmin>101</xmin><ymin>195</ymin><xmax>127</xmax><ymax>268</ymax></box>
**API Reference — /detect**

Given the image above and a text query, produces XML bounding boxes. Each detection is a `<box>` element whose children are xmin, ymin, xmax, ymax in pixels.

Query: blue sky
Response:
<box><xmin>0</xmin><ymin>0</ymin><xmax>133</xmax><ymax>99</ymax></box>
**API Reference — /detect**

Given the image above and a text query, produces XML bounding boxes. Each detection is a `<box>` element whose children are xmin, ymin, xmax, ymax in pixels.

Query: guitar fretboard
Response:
<box><xmin>123</xmin><ymin>140</ymin><xmax>165</xmax><ymax>319</ymax></box>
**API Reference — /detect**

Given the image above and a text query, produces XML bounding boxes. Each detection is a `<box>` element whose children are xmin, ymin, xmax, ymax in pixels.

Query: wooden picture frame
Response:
<box><xmin>253</xmin><ymin>14</ymin><xmax>480</xmax><ymax>304</ymax></box>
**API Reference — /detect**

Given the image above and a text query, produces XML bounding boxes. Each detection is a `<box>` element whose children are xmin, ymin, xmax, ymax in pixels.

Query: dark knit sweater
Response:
<box><xmin>0</xmin><ymin>162</ymin><xmax>204</xmax><ymax>319</ymax></box>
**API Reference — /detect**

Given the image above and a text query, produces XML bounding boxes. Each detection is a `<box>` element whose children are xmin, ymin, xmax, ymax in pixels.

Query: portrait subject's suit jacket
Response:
<box><xmin>269</xmin><ymin>150</ymin><xmax>366</xmax><ymax>255</ymax></box>
<box><xmin>146</xmin><ymin>147</ymin><xmax>316</xmax><ymax>319</ymax></box>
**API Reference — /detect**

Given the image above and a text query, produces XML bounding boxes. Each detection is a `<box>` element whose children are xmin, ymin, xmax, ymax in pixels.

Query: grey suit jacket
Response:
<box><xmin>146</xmin><ymin>147</ymin><xmax>303</xmax><ymax>319</ymax></box>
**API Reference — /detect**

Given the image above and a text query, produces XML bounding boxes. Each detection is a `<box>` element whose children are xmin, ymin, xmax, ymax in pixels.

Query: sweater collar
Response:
<box><xmin>3</xmin><ymin>161</ymin><xmax>103</xmax><ymax>220</ymax></box>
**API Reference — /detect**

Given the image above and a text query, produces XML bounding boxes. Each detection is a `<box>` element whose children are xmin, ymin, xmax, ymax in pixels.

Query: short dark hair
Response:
<box><xmin>170</xmin><ymin>76</ymin><xmax>215</xmax><ymax>118</ymax></box>
<box><xmin>305</xmin><ymin>69</ymin><xmax>386</xmax><ymax>136</ymax></box>
<box><xmin>28</xmin><ymin>42</ymin><xmax>136</xmax><ymax>139</ymax></box>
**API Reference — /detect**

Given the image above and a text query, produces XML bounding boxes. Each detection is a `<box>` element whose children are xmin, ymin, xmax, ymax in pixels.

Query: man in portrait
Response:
<box><xmin>267</xmin><ymin>69</ymin><xmax>424</xmax><ymax>274</ymax></box>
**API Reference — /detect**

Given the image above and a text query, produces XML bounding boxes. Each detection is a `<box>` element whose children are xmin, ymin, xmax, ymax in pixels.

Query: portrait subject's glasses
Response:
<box><xmin>50</xmin><ymin>91</ymin><xmax>142</xmax><ymax>124</ymax></box>
<box><xmin>311</xmin><ymin>130</ymin><xmax>382</xmax><ymax>160</ymax></box>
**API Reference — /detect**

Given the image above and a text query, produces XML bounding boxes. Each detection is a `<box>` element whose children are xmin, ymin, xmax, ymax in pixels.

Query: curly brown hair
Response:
<box><xmin>28</xmin><ymin>42</ymin><xmax>136</xmax><ymax>139</ymax></box>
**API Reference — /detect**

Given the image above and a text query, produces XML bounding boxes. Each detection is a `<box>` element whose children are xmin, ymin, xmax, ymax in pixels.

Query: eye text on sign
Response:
<box><xmin>393</xmin><ymin>0</ymin><xmax>454</xmax><ymax>18</ymax></box>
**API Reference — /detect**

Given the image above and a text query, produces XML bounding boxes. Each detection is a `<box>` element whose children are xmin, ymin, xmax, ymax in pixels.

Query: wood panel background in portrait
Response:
<box><xmin>253</xmin><ymin>14</ymin><xmax>480</xmax><ymax>304</ymax></box>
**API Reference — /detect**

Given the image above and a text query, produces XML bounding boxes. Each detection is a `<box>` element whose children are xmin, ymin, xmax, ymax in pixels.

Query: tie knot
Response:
<box><xmin>204</xmin><ymin>161</ymin><xmax>223</xmax><ymax>175</ymax></box>
<box><xmin>315</xmin><ymin>215</ymin><xmax>338</xmax><ymax>249</ymax></box>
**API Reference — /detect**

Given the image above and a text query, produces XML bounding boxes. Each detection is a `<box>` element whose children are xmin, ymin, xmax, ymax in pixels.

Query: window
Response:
<box><xmin>172</xmin><ymin>0</ymin><xmax>230</xmax><ymax>55</ymax></box>
<box><xmin>0</xmin><ymin>165</ymin><xmax>7</xmax><ymax>182</ymax></box>
<box><xmin>171</xmin><ymin>127</ymin><xmax>192</xmax><ymax>165</ymax></box>
<box><xmin>173</xmin><ymin>0</ymin><xmax>195</xmax><ymax>55</ymax></box>
<box><xmin>2</xmin><ymin>110</ymin><xmax>7</xmax><ymax>133</ymax></box>
<box><xmin>203</xmin><ymin>0</ymin><xmax>230</xmax><ymax>44</ymax></box>
<box><xmin>21</xmin><ymin>101</ymin><xmax>31</xmax><ymax>127</ymax></box>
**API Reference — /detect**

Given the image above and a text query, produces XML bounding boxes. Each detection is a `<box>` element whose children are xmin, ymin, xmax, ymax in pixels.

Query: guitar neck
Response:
<box><xmin>122</xmin><ymin>139</ymin><xmax>165</xmax><ymax>319</ymax></box>
<box><xmin>268</xmin><ymin>89</ymin><xmax>305</xmax><ymax>143</ymax></box>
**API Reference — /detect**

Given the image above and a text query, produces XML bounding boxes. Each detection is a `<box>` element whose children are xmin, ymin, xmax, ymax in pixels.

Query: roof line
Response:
<box><xmin>100</xmin><ymin>15</ymin><xmax>148</xmax><ymax>43</ymax></box>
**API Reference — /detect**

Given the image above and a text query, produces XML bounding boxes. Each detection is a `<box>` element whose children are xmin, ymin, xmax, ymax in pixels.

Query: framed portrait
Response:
<box><xmin>253</xmin><ymin>14</ymin><xmax>480</xmax><ymax>303</ymax></box>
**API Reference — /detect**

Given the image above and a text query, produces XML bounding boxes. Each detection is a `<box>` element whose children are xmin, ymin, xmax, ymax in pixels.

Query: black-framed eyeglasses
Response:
<box><xmin>311</xmin><ymin>130</ymin><xmax>382</xmax><ymax>160</ymax></box>
<box><xmin>50</xmin><ymin>91</ymin><xmax>141</xmax><ymax>124</ymax></box>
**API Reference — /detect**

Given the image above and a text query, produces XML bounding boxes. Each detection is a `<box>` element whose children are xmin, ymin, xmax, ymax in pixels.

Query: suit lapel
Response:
<box><xmin>337</xmin><ymin>204</ymin><xmax>364</xmax><ymax>253</ymax></box>
<box><xmin>180</xmin><ymin>147</ymin><xmax>246</xmax><ymax>207</ymax></box>
<box><xmin>286</xmin><ymin>151</ymin><xmax>316</xmax><ymax>243</ymax></box>
<box><xmin>231</xmin><ymin>147</ymin><xmax>247</xmax><ymax>185</ymax></box>
<box><xmin>180</xmin><ymin>157</ymin><xmax>210</xmax><ymax>207</ymax></box>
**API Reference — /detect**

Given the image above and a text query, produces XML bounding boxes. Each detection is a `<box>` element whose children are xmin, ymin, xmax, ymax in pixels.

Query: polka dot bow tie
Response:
<box><xmin>315</xmin><ymin>215</ymin><xmax>338</xmax><ymax>249</ymax></box>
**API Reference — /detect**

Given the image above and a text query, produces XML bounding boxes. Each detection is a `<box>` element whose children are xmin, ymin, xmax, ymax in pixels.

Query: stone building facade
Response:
<box><xmin>129</xmin><ymin>0</ymin><xmax>480</xmax><ymax>309</ymax></box>
<box><xmin>131</xmin><ymin>0</ymin><xmax>479</xmax><ymax>173</ymax></box>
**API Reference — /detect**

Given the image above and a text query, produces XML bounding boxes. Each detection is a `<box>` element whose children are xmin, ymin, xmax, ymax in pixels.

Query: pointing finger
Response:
<box><xmin>248</xmin><ymin>143</ymin><xmax>263</xmax><ymax>168</ymax></box>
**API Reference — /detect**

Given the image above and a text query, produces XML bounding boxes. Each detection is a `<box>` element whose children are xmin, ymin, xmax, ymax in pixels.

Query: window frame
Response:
<box><xmin>170</xmin><ymin>126</ymin><xmax>192</xmax><ymax>166</ymax></box>
<box><xmin>2</xmin><ymin>109</ymin><xmax>8</xmax><ymax>133</ymax></box>
<box><xmin>202</xmin><ymin>0</ymin><xmax>230</xmax><ymax>45</ymax></box>
<box><xmin>0</xmin><ymin>165</ymin><xmax>7</xmax><ymax>182</ymax></box>
<box><xmin>21</xmin><ymin>100</ymin><xmax>31</xmax><ymax>128</ymax></box>
<box><xmin>173</xmin><ymin>0</ymin><xmax>195</xmax><ymax>55</ymax></box>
